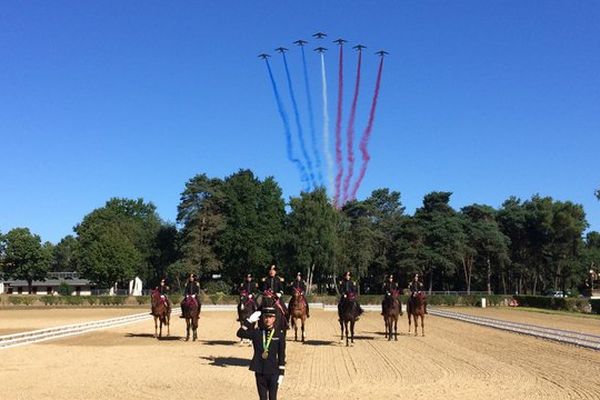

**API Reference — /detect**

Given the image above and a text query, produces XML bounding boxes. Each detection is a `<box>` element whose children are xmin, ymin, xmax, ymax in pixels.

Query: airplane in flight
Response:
<box><xmin>375</xmin><ymin>50</ymin><xmax>389</xmax><ymax>57</ymax></box>
<box><xmin>258</xmin><ymin>53</ymin><xmax>271</xmax><ymax>59</ymax></box>
<box><xmin>333</xmin><ymin>38</ymin><xmax>347</xmax><ymax>45</ymax></box>
<box><xmin>353</xmin><ymin>44</ymin><xmax>367</xmax><ymax>51</ymax></box>
<box><xmin>293</xmin><ymin>39</ymin><xmax>308</xmax><ymax>46</ymax></box>
<box><xmin>314</xmin><ymin>47</ymin><xmax>327</xmax><ymax>53</ymax></box>
<box><xmin>275</xmin><ymin>47</ymin><xmax>288</xmax><ymax>53</ymax></box>
<box><xmin>312</xmin><ymin>32</ymin><xmax>327</xmax><ymax>39</ymax></box>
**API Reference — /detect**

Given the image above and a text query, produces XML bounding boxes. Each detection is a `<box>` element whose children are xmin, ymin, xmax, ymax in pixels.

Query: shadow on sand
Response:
<box><xmin>300</xmin><ymin>339</ymin><xmax>337</xmax><ymax>346</ymax></box>
<box><xmin>200</xmin><ymin>356</ymin><xmax>250</xmax><ymax>368</ymax></box>
<box><xmin>199</xmin><ymin>340</ymin><xmax>239</xmax><ymax>346</ymax></box>
<box><xmin>125</xmin><ymin>333</ymin><xmax>183</xmax><ymax>341</ymax></box>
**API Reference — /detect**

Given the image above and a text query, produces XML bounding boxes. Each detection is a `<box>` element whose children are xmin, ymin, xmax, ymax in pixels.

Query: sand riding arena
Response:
<box><xmin>1</xmin><ymin>306</ymin><xmax>599</xmax><ymax>400</ymax></box>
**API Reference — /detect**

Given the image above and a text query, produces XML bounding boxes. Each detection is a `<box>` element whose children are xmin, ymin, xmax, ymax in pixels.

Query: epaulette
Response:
<box><xmin>195</xmin><ymin>282</ymin><xmax>200</xmax><ymax>287</ymax></box>
<box><xmin>353</xmin><ymin>281</ymin><xmax>357</xmax><ymax>285</ymax></box>
<box><xmin>279</xmin><ymin>277</ymin><xmax>285</xmax><ymax>282</ymax></box>
<box><xmin>261</xmin><ymin>277</ymin><xmax>266</xmax><ymax>282</ymax></box>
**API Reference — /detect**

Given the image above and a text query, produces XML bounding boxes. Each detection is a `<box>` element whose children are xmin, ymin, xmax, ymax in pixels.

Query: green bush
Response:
<box><xmin>8</xmin><ymin>296</ymin><xmax>24</xmax><ymax>305</ymax></box>
<box><xmin>98</xmin><ymin>296</ymin><xmax>113</xmax><ymax>306</ymax></box>
<box><xmin>514</xmin><ymin>295</ymin><xmax>590</xmax><ymax>312</ymax></box>
<box><xmin>58</xmin><ymin>282</ymin><xmax>73</xmax><ymax>296</ymax></box>
<box><xmin>63</xmin><ymin>296</ymin><xmax>84</xmax><ymax>306</ymax></box>
<box><xmin>136</xmin><ymin>296</ymin><xmax>150</xmax><ymax>305</ymax></box>
<box><xmin>41</xmin><ymin>296</ymin><xmax>62</xmax><ymax>305</ymax></box>
<box><xmin>86</xmin><ymin>296</ymin><xmax>98</xmax><ymax>305</ymax></box>
<box><xmin>111</xmin><ymin>296</ymin><xmax>126</xmax><ymax>305</ymax></box>
<box><xmin>203</xmin><ymin>280</ymin><xmax>232</xmax><ymax>294</ymax></box>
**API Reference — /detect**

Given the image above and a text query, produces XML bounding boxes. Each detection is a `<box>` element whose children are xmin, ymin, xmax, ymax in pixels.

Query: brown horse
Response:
<box><xmin>338</xmin><ymin>292</ymin><xmax>363</xmax><ymax>347</ymax></box>
<box><xmin>181</xmin><ymin>295</ymin><xmax>201</xmax><ymax>341</ymax></box>
<box><xmin>407</xmin><ymin>292</ymin><xmax>425</xmax><ymax>336</ymax></box>
<box><xmin>288</xmin><ymin>287</ymin><xmax>308</xmax><ymax>342</ymax></box>
<box><xmin>258</xmin><ymin>289</ymin><xmax>289</xmax><ymax>333</ymax></box>
<box><xmin>382</xmin><ymin>289</ymin><xmax>402</xmax><ymax>341</ymax></box>
<box><xmin>150</xmin><ymin>289</ymin><xmax>170</xmax><ymax>338</ymax></box>
<box><xmin>237</xmin><ymin>290</ymin><xmax>258</xmax><ymax>343</ymax></box>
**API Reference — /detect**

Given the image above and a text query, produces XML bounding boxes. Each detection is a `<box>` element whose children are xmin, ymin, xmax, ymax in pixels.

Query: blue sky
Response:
<box><xmin>1</xmin><ymin>1</ymin><xmax>599</xmax><ymax>243</ymax></box>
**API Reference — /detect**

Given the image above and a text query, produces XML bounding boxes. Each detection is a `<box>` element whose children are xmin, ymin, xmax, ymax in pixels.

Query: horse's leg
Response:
<box><xmin>185</xmin><ymin>318</ymin><xmax>190</xmax><ymax>341</ymax></box>
<box><xmin>193</xmin><ymin>314</ymin><xmax>198</xmax><ymax>341</ymax></box>
<box><xmin>350</xmin><ymin>319</ymin><xmax>355</xmax><ymax>345</ymax></box>
<box><xmin>407</xmin><ymin>312</ymin><xmax>412</xmax><ymax>333</ymax></box>
<box><xmin>394</xmin><ymin>316</ymin><xmax>398</xmax><ymax>341</ymax></box>
<box><xmin>345</xmin><ymin>320</ymin><xmax>349</xmax><ymax>347</ymax></box>
<box><xmin>153</xmin><ymin>316</ymin><xmax>158</xmax><ymax>338</ymax></box>
<box><xmin>413</xmin><ymin>314</ymin><xmax>418</xmax><ymax>336</ymax></box>
<box><xmin>340</xmin><ymin>318</ymin><xmax>344</xmax><ymax>342</ymax></box>
<box><xmin>166</xmin><ymin>313</ymin><xmax>170</xmax><ymax>337</ymax></box>
<box><xmin>292</xmin><ymin>317</ymin><xmax>297</xmax><ymax>342</ymax></box>
<box><xmin>301</xmin><ymin>316</ymin><xmax>305</xmax><ymax>342</ymax></box>
<box><xmin>421</xmin><ymin>314</ymin><xmax>425</xmax><ymax>337</ymax></box>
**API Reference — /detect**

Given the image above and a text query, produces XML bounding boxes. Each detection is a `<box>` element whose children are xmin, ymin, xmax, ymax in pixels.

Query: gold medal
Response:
<box><xmin>261</xmin><ymin>351</ymin><xmax>269</xmax><ymax>359</ymax></box>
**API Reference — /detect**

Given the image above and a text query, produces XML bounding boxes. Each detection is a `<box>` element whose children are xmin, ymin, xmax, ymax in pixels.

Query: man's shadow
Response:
<box><xmin>200</xmin><ymin>356</ymin><xmax>250</xmax><ymax>368</ymax></box>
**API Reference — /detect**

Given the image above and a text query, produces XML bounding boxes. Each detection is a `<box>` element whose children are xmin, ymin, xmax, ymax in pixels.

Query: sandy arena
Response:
<box><xmin>1</xmin><ymin>307</ymin><xmax>599</xmax><ymax>400</ymax></box>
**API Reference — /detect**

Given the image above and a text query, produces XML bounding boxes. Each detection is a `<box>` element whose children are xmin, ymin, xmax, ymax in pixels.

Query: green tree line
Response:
<box><xmin>2</xmin><ymin>169</ymin><xmax>599</xmax><ymax>296</ymax></box>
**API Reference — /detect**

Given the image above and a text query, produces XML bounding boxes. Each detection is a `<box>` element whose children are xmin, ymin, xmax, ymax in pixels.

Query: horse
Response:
<box><xmin>338</xmin><ymin>292</ymin><xmax>363</xmax><ymax>346</ymax></box>
<box><xmin>181</xmin><ymin>295</ymin><xmax>201</xmax><ymax>341</ymax></box>
<box><xmin>407</xmin><ymin>292</ymin><xmax>426</xmax><ymax>337</ymax></box>
<box><xmin>288</xmin><ymin>287</ymin><xmax>308</xmax><ymax>342</ymax></box>
<box><xmin>382</xmin><ymin>289</ymin><xmax>402</xmax><ymax>341</ymax></box>
<box><xmin>237</xmin><ymin>290</ymin><xmax>258</xmax><ymax>342</ymax></box>
<box><xmin>258</xmin><ymin>289</ymin><xmax>289</xmax><ymax>333</ymax></box>
<box><xmin>150</xmin><ymin>289</ymin><xmax>170</xmax><ymax>339</ymax></box>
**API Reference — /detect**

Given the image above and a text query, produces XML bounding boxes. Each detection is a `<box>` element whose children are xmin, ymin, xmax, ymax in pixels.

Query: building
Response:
<box><xmin>0</xmin><ymin>272</ymin><xmax>92</xmax><ymax>296</ymax></box>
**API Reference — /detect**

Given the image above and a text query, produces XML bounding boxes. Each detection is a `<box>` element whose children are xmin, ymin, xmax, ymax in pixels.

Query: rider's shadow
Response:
<box><xmin>302</xmin><ymin>339</ymin><xmax>337</xmax><ymax>346</ymax></box>
<box><xmin>199</xmin><ymin>340</ymin><xmax>239</xmax><ymax>346</ymax></box>
<box><xmin>200</xmin><ymin>356</ymin><xmax>250</xmax><ymax>368</ymax></box>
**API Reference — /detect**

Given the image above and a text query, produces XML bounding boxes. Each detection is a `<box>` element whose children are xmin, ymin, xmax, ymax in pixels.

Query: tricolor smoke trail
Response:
<box><xmin>281</xmin><ymin>51</ymin><xmax>317</xmax><ymax>190</ymax></box>
<box><xmin>319</xmin><ymin>52</ymin><xmax>334</xmax><ymax>198</ymax></box>
<box><xmin>299</xmin><ymin>45</ymin><xmax>323</xmax><ymax>188</ymax></box>
<box><xmin>350</xmin><ymin>55</ymin><xmax>385</xmax><ymax>200</ymax></box>
<box><xmin>264</xmin><ymin>59</ymin><xmax>310</xmax><ymax>191</ymax></box>
<box><xmin>341</xmin><ymin>48</ymin><xmax>362</xmax><ymax>205</ymax></box>
<box><xmin>333</xmin><ymin>43</ymin><xmax>345</xmax><ymax>208</ymax></box>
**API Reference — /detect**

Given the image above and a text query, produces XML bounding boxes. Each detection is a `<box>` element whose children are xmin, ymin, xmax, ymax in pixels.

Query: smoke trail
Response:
<box><xmin>341</xmin><ymin>49</ymin><xmax>362</xmax><ymax>205</ymax></box>
<box><xmin>300</xmin><ymin>45</ymin><xmax>324</xmax><ymax>188</ymax></box>
<box><xmin>319</xmin><ymin>52</ymin><xmax>334</xmax><ymax>198</ymax></box>
<box><xmin>350</xmin><ymin>56</ymin><xmax>384</xmax><ymax>200</ymax></box>
<box><xmin>281</xmin><ymin>52</ymin><xmax>317</xmax><ymax>190</ymax></box>
<box><xmin>264</xmin><ymin>59</ymin><xmax>310</xmax><ymax>191</ymax></box>
<box><xmin>333</xmin><ymin>44</ymin><xmax>344</xmax><ymax>208</ymax></box>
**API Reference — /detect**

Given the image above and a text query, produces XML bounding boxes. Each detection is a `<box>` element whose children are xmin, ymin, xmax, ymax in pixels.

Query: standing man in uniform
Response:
<box><xmin>237</xmin><ymin>307</ymin><xmax>286</xmax><ymax>400</ymax></box>
<box><xmin>381</xmin><ymin>274</ymin><xmax>399</xmax><ymax>316</ymax></box>
<box><xmin>289</xmin><ymin>272</ymin><xmax>309</xmax><ymax>318</ymax></box>
<box><xmin>408</xmin><ymin>273</ymin><xmax>427</xmax><ymax>314</ymax></box>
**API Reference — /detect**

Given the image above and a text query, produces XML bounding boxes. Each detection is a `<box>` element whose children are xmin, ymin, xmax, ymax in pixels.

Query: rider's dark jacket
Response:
<box><xmin>262</xmin><ymin>275</ymin><xmax>285</xmax><ymax>296</ymax></box>
<box><xmin>240</xmin><ymin>280</ymin><xmax>259</xmax><ymax>296</ymax></box>
<box><xmin>382</xmin><ymin>281</ymin><xmax>398</xmax><ymax>295</ymax></box>
<box><xmin>339</xmin><ymin>280</ymin><xmax>358</xmax><ymax>297</ymax></box>
<box><xmin>290</xmin><ymin>279</ymin><xmax>307</xmax><ymax>293</ymax></box>
<box><xmin>156</xmin><ymin>284</ymin><xmax>170</xmax><ymax>296</ymax></box>
<box><xmin>183</xmin><ymin>281</ymin><xmax>200</xmax><ymax>296</ymax></box>
<box><xmin>237</xmin><ymin>321</ymin><xmax>286</xmax><ymax>376</ymax></box>
<box><xmin>408</xmin><ymin>281</ymin><xmax>424</xmax><ymax>295</ymax></box>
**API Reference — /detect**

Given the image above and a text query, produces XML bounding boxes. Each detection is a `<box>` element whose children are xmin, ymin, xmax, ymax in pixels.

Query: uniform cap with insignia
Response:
<box><xmin>262</xmin><ymin>307</ymin><xmax>277</xmax><ymax>316</ymax></box>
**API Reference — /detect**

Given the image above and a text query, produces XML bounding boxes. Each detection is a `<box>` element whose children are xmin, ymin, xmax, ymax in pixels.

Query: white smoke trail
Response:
<box><xmin>320</xmin><ymin>53</ymin><xmax>334</xmax><ymax>198</ymax></box>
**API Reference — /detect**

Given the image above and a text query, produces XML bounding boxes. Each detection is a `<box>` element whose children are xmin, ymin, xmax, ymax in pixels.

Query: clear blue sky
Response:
<box><xmin>1</xmin><ymin>1</ymin><xmax>599</xmax><ymax>243</ymax></box>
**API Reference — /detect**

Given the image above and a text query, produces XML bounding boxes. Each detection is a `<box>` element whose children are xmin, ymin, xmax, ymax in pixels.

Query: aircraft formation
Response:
<box><xmin>259</xmin><ymin>33</ymin><xmax>387</xmax><ymax>207</ymax></box>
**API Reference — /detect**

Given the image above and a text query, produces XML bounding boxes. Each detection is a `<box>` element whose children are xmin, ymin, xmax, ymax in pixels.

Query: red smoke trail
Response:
<box><xmin>341</xmin><ymin>49</ymin><xmax>362</xmax><ymax>205</ymax></box>
<box><xmin>333</xmin><ymin>44</ymin><xmax>344</xmax><ymax>208</ymax></box>
<box><xmin>350</xmin><ymin>56</ymin><xmax>384</xmax><ymax>200</ymax></box>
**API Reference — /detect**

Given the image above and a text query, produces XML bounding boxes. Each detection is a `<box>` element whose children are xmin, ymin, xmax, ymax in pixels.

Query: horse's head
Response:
<box><xmin>293</xmin><ymin>287</ymin><xmax>304</xmax><ymax>298</ymax></box>
<box><xmin>392</xmin><ymin>289</ymin><xmax>401</xmax><ymax>299</ymax></box>
<box><xmin>263</xmin><ymin>288</ymin><xmax>275</xmax><ymax>298</ymax></box>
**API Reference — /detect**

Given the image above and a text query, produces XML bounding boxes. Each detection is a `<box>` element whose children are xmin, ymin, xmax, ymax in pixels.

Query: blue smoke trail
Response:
<box><xmin>281</xmin><ymin>52</ymin><xmax>317</xmax><ymax>190</ymax></box>
<box><xmin>265</xmin><ymin>59</ymin><xmax>310</xmax><ymax>191</ymax></box>
<box><xmin>300</xmin><ymin>45</ymin><xmax>324</xmax><ymax>188</ymax></box>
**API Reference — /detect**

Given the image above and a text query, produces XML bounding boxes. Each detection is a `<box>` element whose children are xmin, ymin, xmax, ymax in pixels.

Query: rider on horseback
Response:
<box><xmin>239</xmin><ymin>273</ymin><xmax>259</xmax><ymax>298</ymax></box>
<box><xmin>261</xmin><ymin>264</ymin><xmax>288</xmax><ymax>323</ymax></box>
<box><xmin>338</xmin><ymin>271</ymin><xmax>364</xmax><ymax>317</ymax></box>
<box><xmin>180</xmin><ymin>273</ymin><xmax>200</xmax><ymax>318</ymax></box>
<box><xmin>290</xmin><ymin>272</ymin><xmax>309</xmax><ymax>318</ymax></box>
<box><xmin>408</xmin><ymin>273</ymin><xmax>427</xmax><ymax>314</ymax></box>
<box><xmin>151</xmin><ymin>277</ymin><xmax>171</xmax><ymax>315</ymax></box>
<box><xmin>381</xmin><ymin>274</ymin><xmax>398</xmax><ymax>316</ymax></box>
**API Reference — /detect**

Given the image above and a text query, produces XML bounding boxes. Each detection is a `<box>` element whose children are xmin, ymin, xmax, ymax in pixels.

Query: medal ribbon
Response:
<box><xmin>262</xmin><ymin>329</ymin><xmax>275</xmax><ymax>354</ymax></box>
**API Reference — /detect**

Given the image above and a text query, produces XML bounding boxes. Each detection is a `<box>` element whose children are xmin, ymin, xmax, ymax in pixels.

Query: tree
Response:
<box><xmin>75</xmin><ymin>198</ymin><xmax>163</xmax><ymax>287</ymax></box>
<box><xmin>1</xmin><ymin>228</ymin><xmax>51</xmax><ymax>293</ymax></box>
<box><xmin>52</xmin><ymin>235</ymin><xmax>78</xmax><ymax>272</ymax></box>
<box><xmin>286</xmin><ymin>188</ymin><xmax>337</xmax><ymax>294</ymax></box>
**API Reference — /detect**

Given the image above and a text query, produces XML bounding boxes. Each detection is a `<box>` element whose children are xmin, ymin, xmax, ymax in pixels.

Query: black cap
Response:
<box><xmin>262</xmin><ymin>307</ymin><xmax>277</xmax><ymax>316</ymax></box>
<box><xmin>344</xmin><ymin>271</ymin><xmax>351</xmax><ymax>276</ymax></box>
<box><xmin>246</xmin><ymin>273</ymin><xmax>252</xmax><ymax>278</ymax></box>
<box><xmin>268</xmin><ymin>265</ymin><xmax>277</xmax><ymax>271</ymax></box>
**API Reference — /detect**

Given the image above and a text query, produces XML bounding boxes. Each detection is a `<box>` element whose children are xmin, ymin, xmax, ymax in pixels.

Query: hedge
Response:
<box><xmin>590</xmin><ymin>299</ymin><xmax>600</xmax><ymax>315</ymax></box>
<box><xmin>514</xmin><ymin>295</ymin><xmax>589</xmax><ymax>312</ymax></box>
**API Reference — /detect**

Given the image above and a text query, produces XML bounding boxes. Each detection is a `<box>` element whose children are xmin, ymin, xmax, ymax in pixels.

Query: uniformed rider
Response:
<box><xmin>240</xmin><ymin>273</ymin><xmax>259</xmax><ymax>298</ymax></box>
<box><xmin>338</xmin><ymin>271</ymin><xmax>364</xmax><ymax>316</ymax></box>
<box><xmin>408</xmin><ymin>273</ymin><xmax>427</xmax><ymax>314</ymax></box>
<box><xmin>261</xmin><ymin>264</ymin><xmax>285</xmax><ymax>298</ymax></box>
<box><xmin>381</xmin><ymin>274</ymin><xmax>398</xmax><ymax>315</ymax></box>
<box><xmin>237</xmin><ymin>307</ymin><xmax>286</xmax><ymax>400</ymax></box>
<box><xmin>290</xmin><ymin>272</ymin><xmax>309</xmax><ymax>318</ymax></box>
<box><xmin>180</xmin><ymin>273</ymin><xmax>200</xmax><ymax>318</ymax></box>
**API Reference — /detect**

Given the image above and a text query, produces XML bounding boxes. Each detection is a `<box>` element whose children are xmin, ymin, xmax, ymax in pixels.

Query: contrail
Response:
<box><xmin>319</xmin><ymin>52</ymin><xmax>334</xmax><ymax>198</ymax></box>
<box><xmin>350</xmin><ymin>55</ymin><xmax>385</xmax><ymax>200</ymax></box>
<box><xmin>342</xmin><ymin>48</ymin><xmax>362</xmax><ymax>205</ymax></box>
<box><xmin>299</xmin><ymin>45</ymin><xmax>324</xmax><ymax>188</ymax></box>
<box><xmin>333</xmin><ymin>43</ymin><xmax>345</xmax><ymax>208</ymax></box>
<box><xmin>281</xmin><ymin>51</ymin><xmax>317</xmax><ymax>190</ymax></box>
<box><xmin>264</xmin><ymin>58</ymin><xmax>310</xmax><ymax>191</ymax></box>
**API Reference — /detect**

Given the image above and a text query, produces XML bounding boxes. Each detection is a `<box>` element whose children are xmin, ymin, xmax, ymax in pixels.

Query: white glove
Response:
<box><xmin>276</xmin><ymin>293</ymin><xmax>282</xmax><ymax>298</ymax></box>
<box><xmin>247</xmin><ymin>311</ymin><xmax>262</xmax><ymax>323</ymax></box>
<box><xmin>248</xmin><ymin>294</ymin><xmax>253</xmax><ymax>298</ymax></box>
<box><xmin>277</xmin><ymin>375</ymin><xmax>284</xmax><ymax>386</ymax></box>
<box><xmin>343</xmin><ymin>294</ymin><xmax>347</xmax><ymax>298</ymax></box>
